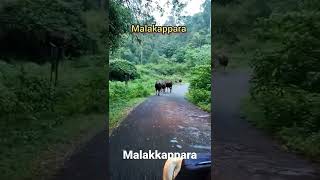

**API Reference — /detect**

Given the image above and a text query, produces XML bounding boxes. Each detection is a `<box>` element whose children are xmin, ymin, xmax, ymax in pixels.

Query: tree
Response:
<box><xmin>109</xmin><ymin>59</ymin><xmax>139</xmax><ymax>82</ymax></box>
<box><xmin>162</xmin><ymin>42</ymin><xmax>178</xmax><ymax>58</ymax></box>
<box><xmin>149</xmin><ymin>51</ymin><xmax>160</xmax><ymax>64</ymax></box>
<box><xmin>202</xmin><ymin>0</ymin><xmax>211</xmax><ymax>30</ymax></box>
<box><xmin>175</xmin><ymin>48</ymin><xmax>186</xmax><ymax>63</ymax></box>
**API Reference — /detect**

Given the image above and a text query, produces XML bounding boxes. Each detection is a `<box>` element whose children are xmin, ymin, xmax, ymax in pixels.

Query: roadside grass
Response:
<box><xmin>109</xmin><ymin>97</ymin><xmax>146</xmax><ymax>135</ymax></box>
<box><xmin>241</xmin><ymin>97</ymin><xmax>320</xmax><ymax>162</ymax></box>
<box><xmin>240</xmin><ymin>97</ymin><xmax>267</xmax><ymax>129</ymax></box>
<box><xmin>109</xmin><ymin>77</ymin><xmax>154</xmax><ymax>135</ymax></box>
<box><xmin>186</xmin><ymin>92</ymin><xmax>211</xmax><ymax>112</ymax></box>
<box><xmin>0</xmin><ymin>113</ymin><xmax>105</xmax><ymax>180</ymax></box>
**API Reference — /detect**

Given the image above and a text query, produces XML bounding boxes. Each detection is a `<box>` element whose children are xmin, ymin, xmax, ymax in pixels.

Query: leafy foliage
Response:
<box><xmin>109</xmin><ymin>59</ymin><xmax>139</xmax><ymax>81</ymax></box>
<box><xmin>111</xmin><ymin>0</ymin><xmax>211</xmax><ymax>66</ymax></box>
<box><xmin>187</xmin><ymin>64</ymin><xmax>211</xmax><ymax>112</ymax></box>
<box><xmin>248</xmin><ymin>1</ymin><xmax>320</xmax><ymax>159</ymax></box>
<box><xmin>214</xmin><ymin>0</ymin><xmax>320</xmax><ymax>159</ymax></box>
<box><xmin>0</xmin><ymin>0</ymin><xmax>130</xmax><ymax>60</ymax></box>
<box><xmin>0</xmin><ymin>55</ymin><xmax>106</xmax><ymax>179</ymax></box>
<box><xmin>0</xmin><ymin>0</ymin><xmax>89</xmax><ymax>58</ymax></box>
<box><xmin>107</xmin><ymin>0</ymin><xmax>133</xmax><ymax>50</ymax></box>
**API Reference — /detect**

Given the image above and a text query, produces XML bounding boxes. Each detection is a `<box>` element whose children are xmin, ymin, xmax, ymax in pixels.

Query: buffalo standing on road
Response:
<box><xmin>161</xmin><ymin>81</ymin><xmax>166</xmax><ymax>93</ymax></box>
<box><xmin>217</xmin><ymin>54</ymin><xmax>229</xmax><ymax>71</ymax></box>
<box><xmin>155</xmin><ymin>81</ymin><xmax>162</xmax><ymax>96</ymax></box>
<box><xmin>165</xmin><ymin>80</ymin><xmax>173</xmax><ymax>93</ymax></box>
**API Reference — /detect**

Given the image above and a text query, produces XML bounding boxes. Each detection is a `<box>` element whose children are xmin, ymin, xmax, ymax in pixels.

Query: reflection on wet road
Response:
<box><xmin>109</xmin><ymin>84</ymin><xmax>211</xmax><ymax>180</ymax></box>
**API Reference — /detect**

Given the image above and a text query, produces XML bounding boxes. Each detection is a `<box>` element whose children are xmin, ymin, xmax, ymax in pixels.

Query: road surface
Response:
<box><xmin>52</xmin><ymin>131</ymin><xmax>108</xmax><ymax>180</ymax></box>
<box><xmin>212</xmin><ymin>70</ymin><xmax>320</xmax><ymax>180</ymax></box>
<box><xmin>52</xmin><ymin>84</ymin><xmax>210</xmax><ymax>180</ymax></box>
<box><xmin>109</xmin><ymin>84</ymin><xmax>211</xmax><ymax>179</ymax></box>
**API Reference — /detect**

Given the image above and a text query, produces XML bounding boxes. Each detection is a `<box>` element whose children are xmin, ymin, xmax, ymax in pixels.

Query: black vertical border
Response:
<box><xmin>211</xmin><ymin>0</ymin><xmax>215</xmax><ymax>179</ymax></box>
<box><xmin>106</xmin><ymin>0</ymin><xmax>110</xmax><ymax>179</ymax></box>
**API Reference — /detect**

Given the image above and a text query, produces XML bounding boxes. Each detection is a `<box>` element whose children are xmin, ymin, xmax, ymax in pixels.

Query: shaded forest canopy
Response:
<box><xmin>0</xmin><ymin>0</ymin><xmax>129</xmax><ymax>62</ymax></box>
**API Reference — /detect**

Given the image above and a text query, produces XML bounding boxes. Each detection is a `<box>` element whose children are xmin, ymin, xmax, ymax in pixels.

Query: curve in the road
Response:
<box><xmin>212</xmin><ymin>70</ymin><xmax>320</xmax><ymax>180</ymax></box>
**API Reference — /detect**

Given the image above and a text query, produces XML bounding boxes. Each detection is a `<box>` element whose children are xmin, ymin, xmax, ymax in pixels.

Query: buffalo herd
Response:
<box><xmin>155</xmin><ymin>80</ymin><xmax>178</xmax><ymax>96</ymax></box>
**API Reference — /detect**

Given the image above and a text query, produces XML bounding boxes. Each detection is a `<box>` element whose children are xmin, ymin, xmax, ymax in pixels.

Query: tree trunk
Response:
<box><xmin>140</xmin><ymin>42</ymin><xmax>143</xmax><ymax>64</ymax></box>
<box><xmin>54</xmin><ymin>58</ymin><xmax>59</xmax><ymax>87</ymax></box>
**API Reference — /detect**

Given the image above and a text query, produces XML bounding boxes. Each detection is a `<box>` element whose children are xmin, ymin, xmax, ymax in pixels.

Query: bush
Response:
<box><xmin>189</xmin><ymin>65</ymin><xmax>211</xmax><ymax>91</ymax></box>
<box><xmin>0</xmin><ymin>57</ymin><xmax>106</xmax><ymax>121</ymax></box>
<box><xmin>187</xmin><ymin>64</ymin><xmax>211</xmax><ymax>112</ymax></box>
<box><xmin>251</xmin><ymin>87</ymin><xmax>309</xmax><ymax>132</ymax></box>
<box><xmin>128</xmin><ymin>83</ymin><xmax>151</xmax><ymax>98</ymax></box>
<box><xmin>280</xmin><ymin>127</ymin><xmax>320</xmax><ymax>158</ymax></box>
<box><xmin>109</xmin><ymin>59</ymin><xmax>139</xmax><ymax>81</ymax></box>
<box><xmin>0</xmin><ymin>67</ymin><xmax>53</xmax><ymax>121</ymax></box>
<box><xmin>109</xmin><ymin>78</ymin><xmax>154</xmax><ymax>104</ymax></box>
<box><xmin>187</xmin><ymin>89</ymin><xmax>211</xmax><ymax>111</ymax></box>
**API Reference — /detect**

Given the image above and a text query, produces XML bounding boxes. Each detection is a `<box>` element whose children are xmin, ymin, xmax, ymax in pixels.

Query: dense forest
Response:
<box><xmin>0</xmin><ymin>0</ymin><xmax>111</xmax><ymax>179</ymax></box>
<box><xmin>213</xmin><ymin>0</ymin><xmax>320</xmax><ymax>160</ymax></box>
<box><xmin>109</xmin><ymin>0</ymin><xmax>212</xmax><ymax>129</ymax></box>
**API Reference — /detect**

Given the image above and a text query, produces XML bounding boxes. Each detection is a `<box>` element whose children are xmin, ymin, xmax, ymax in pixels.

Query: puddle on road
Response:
<box><xmin>169</xmin><ymin>137</ymin><xmax>184</xmax><ymax>149</ymax></box>
<box><xmin>188</xmin><ymin>114</ymin><xmax>210</xmax><ymax>118</ymax></box>
<box><xmin>174</xmin><ymin>120</ymin><xmax>211</xmax><ymax>152</ymax></box>
<box><xmin>170</xmin><ymin>139</ymin><xmax>178</xmax><ymax>143</ymax></box>
<box><xmin>189</xmin><ymin>145</ymin><xmax>211</xmax><ymax>150</ymax></box>
<box><xmin>156</xmin><ymin>89</ymin><xmax>211</xmax><ymax>152</ymax></box>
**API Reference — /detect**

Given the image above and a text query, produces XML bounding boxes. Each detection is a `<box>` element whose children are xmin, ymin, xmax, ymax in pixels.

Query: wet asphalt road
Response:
<box><xmin>109</xmin><ymin>84</ymin><xmax>211</xmax><ymax>180</ymax></box>
<box><xmin>212</xmin><ymin>70</ymin><xmax>320</xmax><ymax>180</ymax></box>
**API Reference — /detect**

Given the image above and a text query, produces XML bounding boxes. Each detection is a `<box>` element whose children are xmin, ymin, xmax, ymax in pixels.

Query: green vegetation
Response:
<box><xmin>213</xmin><ymin>0</ymin><xmax>271</xmax><ymax>68</ymax></box>
<box><xmin>187</xmin><ymin>65</ymin><xmax>211</xmax><ymax>112</ymax></box>
<box><xmin>0</xmin><ymin>56</ymin><xmax>106</xmax><ymax>179</ymax></box>
<box><xmin>109</xmin><ymin>75</ymin><xmax>157</xmax><ymax>131</ymax></box>
<box><xmin>109</xmin><ymin>59</ymin><xmax>139</xmax><ymax>82</ymax></box>
<box><xmin>109</xmin><ymin>0</ymin><xmax>212</xmax><ymax>127</ymax></box>
<box><xmin>215</xmin><ymin>0</ymin><xmax>320</xmax><ymax>160</ymax></box>
<box><xmin>0</xmin><ymin>0</ymin><xmax>118</xmax><ymax>179</ymax></box>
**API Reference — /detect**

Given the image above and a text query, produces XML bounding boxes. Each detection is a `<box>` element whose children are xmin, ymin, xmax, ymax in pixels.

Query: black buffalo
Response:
<box><xmin>217</xmin><ymin>54</ymin><xmax>229</xmax><ymax>70</ymax></box>
<box><xmin>161</xmin><ymin>81</ymin><xmax>166</xmax><ymax>93</ymax></box>
<box><xmin>155</xmin><ymin>81</ymin><xmax>162</xmax><ymax>96</ymax></box>
<box><xmin>165</xmin><ymin>80</ymin><xmax>173</xmax><ymax>93</ymax></box>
